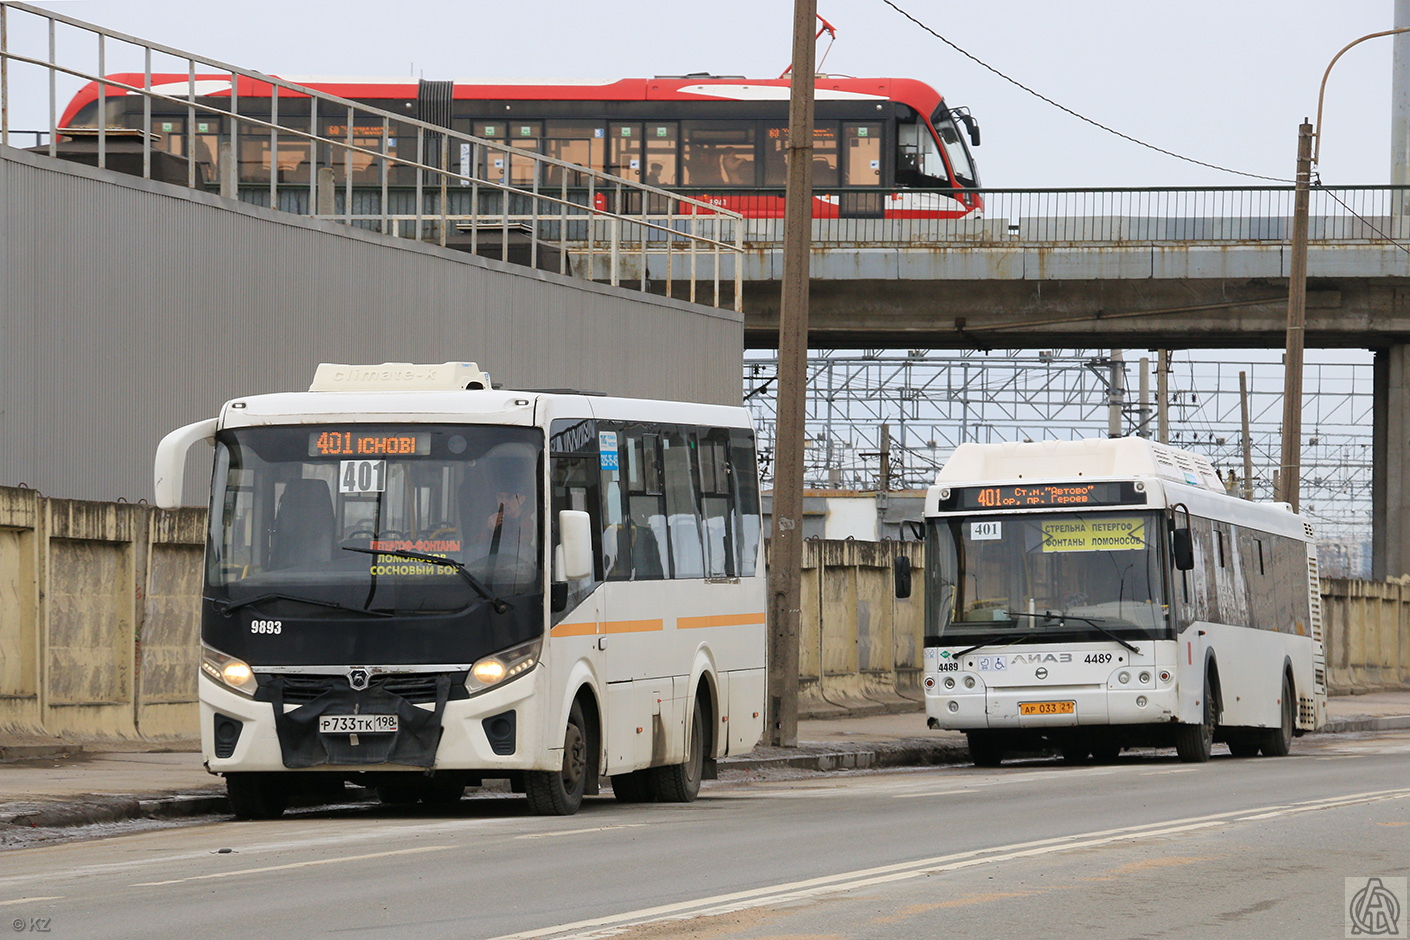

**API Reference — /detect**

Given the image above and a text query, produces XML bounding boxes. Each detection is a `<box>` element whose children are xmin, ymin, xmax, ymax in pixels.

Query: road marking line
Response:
<box><xmin>131</xmin><ymin>845</ymin><xmax>448</xmax><ymax>886</ymax></box>
<box><xmin>891</xmin><ymin>788</ymin><xmax>980</xmax><ymax>799</ymax></box>
<box><xmin>516</xmin><ymin>825</ymin><xmax>647</xmax><ymax>840</ymax></box>
<box><xmin>0</xmin><ymin>897</ymin><xmax>64</xmax><ymax>906</ymax></box>
<box><xmin>484</xmin><ymin>786</ymin><xmax>1410</xmax><ymax>940</ymax></box>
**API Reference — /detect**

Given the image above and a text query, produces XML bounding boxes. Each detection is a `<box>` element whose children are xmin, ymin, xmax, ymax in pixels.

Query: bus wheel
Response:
<box><xmin>967</xmin><ymin>731</ymin><xmax>1004</xmax><ymax>767</ymax></box>
<box><xmin>1175</xmin><ymin>678</ymin><xmax>1217</xmax><ymax>763</ymax></box>
<box><xmin>525</xmin><ymin>702</ymin><xmax>588</xmax><ymax>816</ymax></box>
<box><xmin>610</xmin><ymin>770</ymin><xmax>652</xmax><ymax>803</ymax></box>
<box><xmin>649</xmin><ymin>697</ymin><xmax>705</xmax><ymax>803</ymax></box>
<box><xmin>1258</xmin><ymin>674</ymin><xmax>1295</xmax><ymax>757</ymax></box>
<box><xmin>226</xmin><ymin>772</ymin><xmax>289</xmax><ymax>820</ymax></box>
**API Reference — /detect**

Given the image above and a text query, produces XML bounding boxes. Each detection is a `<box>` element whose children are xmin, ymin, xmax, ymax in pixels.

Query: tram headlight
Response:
<box><xmin>467</xmin><ymin>638</ymin><xmax>542</xmax><ymax>695</ymax></box>
<box><xmin>201</xmin><ymin>645</ymin><xmax>258</xmax><ymax>697</ymax></box>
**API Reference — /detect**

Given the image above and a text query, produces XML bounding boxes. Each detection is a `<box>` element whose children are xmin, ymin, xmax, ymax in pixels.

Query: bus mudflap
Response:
<box><xmin>267</xmin><ymin>675</ymin><xmax>450</xmax><ymax>769</ymax></box>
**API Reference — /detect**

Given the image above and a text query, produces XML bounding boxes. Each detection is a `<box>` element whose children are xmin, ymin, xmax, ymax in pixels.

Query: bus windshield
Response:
<box><xmin>204</xmin><ymin>424</ymin><xmax>544</xmax><ymax>664</ymax></box>
<box><xmin>926</xmin><ymin>511</ymin><xmax>1170</xmax><ymax>646</ymax></box>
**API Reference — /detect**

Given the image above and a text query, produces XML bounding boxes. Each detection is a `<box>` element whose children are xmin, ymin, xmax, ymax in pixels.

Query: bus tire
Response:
<box><xmin>610</xmin><ymin>770</ymin><xmax>652</xmax><ymax>803</ymax></box>
<box><xmin>226</xmin><ymin>772</ymin><xmax>289</xmax><ymax>820</ymax></box>
<box><xmin>525</xmin><ymin>701</ymin><xmax>588</xmax><ymax>816</ymax></box>
<box><xmin>648</xmin><ymin>697</ymin><xmax>705</xmax><ymax>803</ymax></box>
<box><xmin>1259</xmin><ymin>674</ymin><xmax>1295</xmax><ymax>757</ymax></box>
<box><xmin>967</xmin><ymin>731</ymin><xmax>1004</xmax><ymax>767</ymax></box>
<box><xmin>1175</xmin><ymin>677</ymin><xmax>1217</xmax><ymax>763</ymax></box>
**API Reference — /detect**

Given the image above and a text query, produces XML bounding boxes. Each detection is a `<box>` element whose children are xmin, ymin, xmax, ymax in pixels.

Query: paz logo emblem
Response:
<box><xmin>1035</xmin><ymin>667</ymin><xmax>1049</xmax><ymax>680</ymax></box>
<box><xmin>348</xmin><ymin>668</ymin><xmax>371</xmax><ymax>691</ymax></box>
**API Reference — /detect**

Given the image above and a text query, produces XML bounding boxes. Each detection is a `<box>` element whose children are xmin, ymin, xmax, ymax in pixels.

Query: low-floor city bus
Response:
<box><xmin>154</xmin><ymin>361</ymin><xmax>766</xmax><ymax>817</ymax></box>
<box><xmin>920</xmin><ymin>437</ymin><xmax>1326</xmax><ymax>765</ymax></box>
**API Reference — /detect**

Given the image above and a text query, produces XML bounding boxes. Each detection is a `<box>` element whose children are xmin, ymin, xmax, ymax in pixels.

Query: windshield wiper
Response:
<box><xmin>213</xmin><ymin>592</ymin><xmax>393</xmax><ymax>618</ymax></box>
<box><xmin>954</xmin><ymin>632</ymin><xmax>1033</xmax><ymax>659</ymax></box>
<box><xmin>1008</xmin><ymin>610</ymin><xmax>1141</xmax><ymax>654</ymax></box>
<box><xmin>342</xmin><ymin>547</ymin><xmax>513</xmax><ymax>614</ymax></box>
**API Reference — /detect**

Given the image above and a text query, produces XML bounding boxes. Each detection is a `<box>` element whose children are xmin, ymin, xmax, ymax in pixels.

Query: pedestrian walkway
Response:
<box><xmin>1</xmin><ymin>691</ymin><xmax>1407</xmax><ymax>832</ymax></box>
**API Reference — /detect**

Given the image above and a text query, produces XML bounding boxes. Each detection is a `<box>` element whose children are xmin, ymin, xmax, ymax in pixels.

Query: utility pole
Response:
<box><xmin>1138</xmin><ymin>356</ymin><xmax>1151</xmax><ymax>438</ymax></box>
<box><xmin>1156</xmin><ymin>350</ymin><xmax>1170</xmax><ymax>444</ymax></box>
<box><xmin>879</xmin><ymin>423</ymin><xmax>892</xmax><ymax>492</ymax></box>
<box><xmin>1240</xmin><ymin>370</ymin><xmax>1255</xmax><ymax>500</ymax></box>
<box><xmin>1278</xmin><ymin>122</ymin><xmax>1312</xmax><ymax>511</ymax></box>
<box><xmin>1107</xmin><ymin>349</ymin><xmax>1125</xmax><ymax>438</ymax></box>
<box><xmin>766</xmin><ymin>0</ymin><xmax>817</xmax><ymax>748</ymax></box>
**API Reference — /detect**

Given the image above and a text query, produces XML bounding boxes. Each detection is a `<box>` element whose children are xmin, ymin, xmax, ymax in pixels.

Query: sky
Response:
<box><xmin>6</xmin><ymin>0</ymin><xmax>1404</xmax><ymax>188</ymax></box>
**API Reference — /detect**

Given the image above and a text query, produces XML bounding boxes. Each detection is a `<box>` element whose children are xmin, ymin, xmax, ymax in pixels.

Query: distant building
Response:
<box><xmin>761</xmin><ymin>490</ymin><xmax>926</xmax><ymax>542</ymax></box>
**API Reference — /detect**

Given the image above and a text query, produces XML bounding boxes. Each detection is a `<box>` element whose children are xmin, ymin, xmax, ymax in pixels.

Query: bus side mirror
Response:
<box><xmin>1172</xmin><ymin>528</ymin><xmax>1194</xmax><ymax>571</ymax></box>
<box><xmin>558</xmin><ymin>510</ymin><xmax>593</xmax><ymax>581</ymax></box>
<box><xmin>153</xmin><ymin>418</ymin><xmax>218</xmax><ymax>508</ymax></box>
<box><xmin>894</xmin><ymin>555</ymin><xmax>912</xmax><ymax>599</ymax></box>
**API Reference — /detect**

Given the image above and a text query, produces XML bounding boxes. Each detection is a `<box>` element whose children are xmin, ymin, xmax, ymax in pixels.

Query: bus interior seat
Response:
<box><xmin>270</xmin><ymin>478</ymin><xmax>335</xmax><ymax>568</ymax></box>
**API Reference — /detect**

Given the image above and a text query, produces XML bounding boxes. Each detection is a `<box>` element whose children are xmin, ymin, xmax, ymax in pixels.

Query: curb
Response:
<box><xmin>4</xmin><ymin>716</ymin><xmax>1408</xmax><ymax>834</ymax></box>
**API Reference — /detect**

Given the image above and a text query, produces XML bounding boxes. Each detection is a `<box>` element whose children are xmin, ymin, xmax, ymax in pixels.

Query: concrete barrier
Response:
<box><xmin>0</xmin><ymin>486</ymin><xmax>204</xmax><ymax>741</ymax></box>
<box><xmin>2</xmin><ymin>485</ymin><xmax>1407</xmax><ymax>739</ymax></box>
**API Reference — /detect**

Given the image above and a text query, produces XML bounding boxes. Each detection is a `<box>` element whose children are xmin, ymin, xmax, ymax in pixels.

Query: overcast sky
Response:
<box><xmin>11</xmin><ymin>0</ymin><xmax>1403</xmax><ymax>187</ymax></box>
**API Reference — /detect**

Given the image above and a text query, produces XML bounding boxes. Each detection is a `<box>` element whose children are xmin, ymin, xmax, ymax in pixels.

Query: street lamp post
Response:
<box><xmin>1280</xmin><ymin>26</ymin><xmax>1410</xmax><ymax>510</ymax></box>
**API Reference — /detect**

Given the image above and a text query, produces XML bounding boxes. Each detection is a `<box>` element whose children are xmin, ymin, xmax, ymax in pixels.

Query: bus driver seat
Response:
<box><xmin>269</xmin><ymin>478</ymin><xmax>335</xmax><ymax>569</ymax></box>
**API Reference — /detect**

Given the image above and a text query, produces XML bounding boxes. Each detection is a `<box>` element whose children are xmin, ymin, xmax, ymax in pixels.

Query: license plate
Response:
<box><xmin>1019</xmin><ymin>701</ymin><xmax>1075</xmax><ymax>716</ymax></box>
<box><xmin>319</xmin><ymin>714</ymin><xmax>398</xmax><ymax>734</ymax></box>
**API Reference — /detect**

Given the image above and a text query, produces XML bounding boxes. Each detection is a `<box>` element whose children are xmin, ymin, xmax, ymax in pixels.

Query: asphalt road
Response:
<box><xmin>2</xmin><ymin>732</ymin><xmax>1408</xmax><ymax>940</ymax></box>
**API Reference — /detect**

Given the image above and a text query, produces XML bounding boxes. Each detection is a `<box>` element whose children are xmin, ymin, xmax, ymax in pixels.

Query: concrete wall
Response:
<box><xmin>0</xmin><ymin>487</ymin><xmax>204</xmax><ymax>741</ymax></box>
<box><xmin>4</xmin><ymin>494</ymin><xmax>1405</xmax><ymax>741</ymax></box>
<box><xmin>0</xmin><ymin>145</ymin><xmax>743</xmax><ymax>504</ymax></box>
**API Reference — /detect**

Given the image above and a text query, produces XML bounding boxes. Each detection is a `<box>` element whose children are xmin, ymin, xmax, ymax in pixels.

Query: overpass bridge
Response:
<box><xmin>3</xmin><ymin>2</ymin><xmax>1407</xmax><ymax>574</ymax></box>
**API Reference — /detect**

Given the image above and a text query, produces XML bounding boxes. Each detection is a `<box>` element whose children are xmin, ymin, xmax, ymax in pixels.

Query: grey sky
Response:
<box><xmin>18</xmin><ymin>0</ymin><xmax>1402</xmax><ymax>187</ymax></box>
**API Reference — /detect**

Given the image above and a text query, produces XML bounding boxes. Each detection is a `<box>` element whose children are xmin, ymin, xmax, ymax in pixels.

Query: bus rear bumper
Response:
<box><xmin>926</xmin><ymin>685</ymin><xmax>1179</xmax><ymax>731</ymax></box>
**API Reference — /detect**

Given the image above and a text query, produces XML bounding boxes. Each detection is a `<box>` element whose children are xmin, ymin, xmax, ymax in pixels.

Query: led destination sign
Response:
<box><xmin>309</xmin><ymin>430</ymin><xmax>431</xmax><ymax>457</ymax></box>
<box><xmin>945</xmin><ymin>481</ymin><xmax>1145</xmax><ymax>511</ymax></box>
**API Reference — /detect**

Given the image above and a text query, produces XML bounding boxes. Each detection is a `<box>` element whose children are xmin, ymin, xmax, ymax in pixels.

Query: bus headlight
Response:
<box><xmin>467</xmin><ymin>638</ymin><xmax>542</xmax><ymax>695</ymax></box>
<box><xmin>201</xmin><ymin>645</ymin><xmax>258</xmax><ymax>697</ymax></box>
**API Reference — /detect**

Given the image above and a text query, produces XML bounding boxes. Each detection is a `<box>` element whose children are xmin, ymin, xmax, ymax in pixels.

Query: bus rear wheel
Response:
<box><xmin>226</xmin><ymin>772</ymin><xmax>289</xmax><ymax>820</ymax></box>
<box><xmin>1258</xmin><ymin>674</ymin><xmax>1295</xmax><ymax>757</ymax></box>
<box><xmin>525</xmin><ymin>702</ymin><xmax>588</xmax><ymax>816</ymax></box>
<box><xmin>1175</xmin><ymin>677</ymin><xmax>1218</xmax><ymax>763</ymax></box>
<box><xmin>648</xmin><ymin>697</ymin><xmax>705</xmax><ymax>803</ymax></box>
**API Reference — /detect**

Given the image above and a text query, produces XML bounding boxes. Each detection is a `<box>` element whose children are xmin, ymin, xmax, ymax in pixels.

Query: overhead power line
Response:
<box><xmin>879</xmin><ymin>0</ymin><xmax>1294</xmax><ymax>184</ymax></box>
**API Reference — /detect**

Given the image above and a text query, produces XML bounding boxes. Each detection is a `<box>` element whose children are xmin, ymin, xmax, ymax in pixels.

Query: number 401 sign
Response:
<box><xmin>340</xmin><ymin>459</ymin><xmax>387</xmax><ymax>494</ymax></box>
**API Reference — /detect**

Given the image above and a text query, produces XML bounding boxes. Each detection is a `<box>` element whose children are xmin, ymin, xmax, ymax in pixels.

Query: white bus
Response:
<box><xmin>920</xmin><ymin>437</ymin><xmax>1326</xmax><ymax>766</ymax></box>
<box><xmin>154</xmin><ymin>361</ymin><xmax>766</xmax><ymax>817</ymax></box>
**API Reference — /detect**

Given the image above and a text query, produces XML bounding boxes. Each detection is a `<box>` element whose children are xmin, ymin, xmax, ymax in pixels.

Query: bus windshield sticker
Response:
<box><xmin>970</xmin><ymin>520</ymin><xmax>1001</xmax><ymax>540</ymax></box>
<box><xmin>340</xmin><ymin>459</ymin><xmax>386</xmax><ymax>494</ymax></box>
<box><xmin>1040</xmin><ymin>518</ymin><xmax>1145</xmax><ymax>553</ymax></box>
<box><xmin>599</xmin><ymin>431</ymin><xmax>619</xmax><ymax>471</ymax></box>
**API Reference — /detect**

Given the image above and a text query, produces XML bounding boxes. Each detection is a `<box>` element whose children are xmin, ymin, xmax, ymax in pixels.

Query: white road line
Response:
<box><xmin>0</xmin><ymin>897</ymin><xmax>64</xmax><ymax>906</ymax></box>
<box><xmin>516</xmin><ymin>825</ymin><xmax>647</xmax><ymax>840</ymax></box>
<box><xmin>131</xmin><ymin>845</ymin><xmax>449</xmax><ymax>886</ymax></box>
<box><xmin>891</xmin><ymin>788</ymin><xmax>980</xmax><ymax>799</ymax></box>
<box><xmin>484</xmin><ymin>786</ymin><xmax>1410</xmax><ymax>940</ymax></box>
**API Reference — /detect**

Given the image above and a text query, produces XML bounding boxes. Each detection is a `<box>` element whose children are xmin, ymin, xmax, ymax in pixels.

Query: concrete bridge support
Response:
<box><xmin>1374</xmin><ymin>346</ymin><xmax>1410</xmax><ymax>579</ymax></box>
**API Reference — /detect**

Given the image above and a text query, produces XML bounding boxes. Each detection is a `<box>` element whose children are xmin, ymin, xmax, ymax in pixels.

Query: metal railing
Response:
<box><xmin>728</xmin><ymin>185</ymin><xmax>1410</xmax><ymax>247</ymax></box>
<box><xmin>0</xmin><ymin>1</ymin><xmax>744</xmax><ymax>310</ymax></box>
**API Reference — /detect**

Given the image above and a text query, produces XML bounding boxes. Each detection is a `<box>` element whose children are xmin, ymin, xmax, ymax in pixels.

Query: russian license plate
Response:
<box><xmin>1019</xmin><ymin>701</ymin><xmax>1076</xmax><ymax>716</ymax></box>
<box><xmin>319</xmin><ymin>714</ymin><xmax>398</xmax><ymax>734</ymax></box>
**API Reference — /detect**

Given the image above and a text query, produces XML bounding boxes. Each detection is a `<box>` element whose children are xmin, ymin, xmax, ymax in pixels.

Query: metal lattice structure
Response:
<box><xmin>743</xmin><ymin>349</ymin><xmax>1373</xmax><ymax>571</ymax></box>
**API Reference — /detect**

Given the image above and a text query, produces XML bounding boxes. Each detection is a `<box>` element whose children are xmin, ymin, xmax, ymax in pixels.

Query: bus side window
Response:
<box><xmin>623</xmin><ymin>429</ymin><xmax>668</xmax><ymax>580</ymax></box>
<box><xmin>549</xmin><ymin>419</ymin><xmax>603</xmax><ymax>591</ymax></box>
<box><xmin>696</xmin><ymin>429</ymin><xmax>735</xmax><ymax>578</ymax></box>
<box><xmin>729</xmin><ymin>430</ymin><xmax>761</xmax><ymax>577</ymax></box>
<box><xmin>662</xmin><ymin>430</ymin><xmax>704</xmax><ymax>579</ymax></box>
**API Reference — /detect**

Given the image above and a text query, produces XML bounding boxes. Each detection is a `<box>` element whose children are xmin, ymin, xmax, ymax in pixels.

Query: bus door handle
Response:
<box><xmin>597</xmin><ymin>637</ymin><xmax>607</xmax><ymax>651</ymax></box>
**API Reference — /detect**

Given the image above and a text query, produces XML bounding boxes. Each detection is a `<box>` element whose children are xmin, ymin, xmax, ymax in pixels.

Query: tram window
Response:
<box><xmin>644</xmin><ymin>123</ymin><xmax>678</xmax><ymax>186</ymax></box>
<box><xmin>541</xmin><ymin>121</ymin><xmax>606</xmax><ymax>186</ymax></box>
<box><xmin>896</xmin><ymin>107</ymin><xmax>952</xmax><ymax>188</ymax></box>
<box><xmin>844</xmin><ymin>123</ymin><xmax>882</xmax><ymax>186</ymax></box>
<box><xmin>763</xmin><ymin>125</ymin><xmax>838</xmax><ymax>187</ymax></box>
<box><xmin>682</xmin><ymin>122</ymin><xmax>755</xmax><ymax>186</ymax></box>
<box><xmin>609</xmin><ymin>123</ymin><xmax>643</xmax><ymax>182</ymax></box>
<box><xmin>508</xmin><ymin>121</ymin><xmax>542</xmax><ymax>185</ymax></box>
<box><xmin>933</xmin><ymin>111</ymin><xmax>979</xmax><ymax>188</ymax></box>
